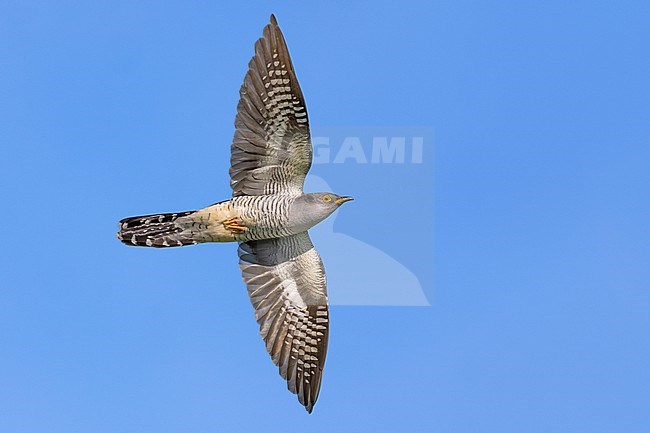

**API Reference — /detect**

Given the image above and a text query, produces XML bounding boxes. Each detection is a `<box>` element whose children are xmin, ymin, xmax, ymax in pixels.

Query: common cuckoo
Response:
<box><xmin>116</xmin><ymin>15</ymin><xmax>352</xmax><ymax>413</ymax></box>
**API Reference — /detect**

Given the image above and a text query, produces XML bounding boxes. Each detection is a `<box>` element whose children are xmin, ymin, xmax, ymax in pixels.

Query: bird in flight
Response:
<box><xmin>116</xmin><ymin>14</ymin><xmax>352</xmax><ymax>413</ymax></box>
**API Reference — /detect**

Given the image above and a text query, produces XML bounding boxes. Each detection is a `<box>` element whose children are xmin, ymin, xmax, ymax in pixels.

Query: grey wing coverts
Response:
<box><xmin>232</xmin><ymin>15</ymin><xmax>329</xmax><ymax>412</ymax></box>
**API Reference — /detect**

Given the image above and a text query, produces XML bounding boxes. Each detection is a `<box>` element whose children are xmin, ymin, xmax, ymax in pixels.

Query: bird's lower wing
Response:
<box><xmin>238</xmin><ymin>232</ymin><xmax>329</xmax><ymax>413</ymax></box>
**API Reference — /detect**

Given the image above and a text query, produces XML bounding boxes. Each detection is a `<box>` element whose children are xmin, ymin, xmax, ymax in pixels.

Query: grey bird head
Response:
<box><xmin>311</xmin><ymin>192</ymin><xmax>354</xmax><ymax>206</ymax></box>
<box><xmin>290</xmin><ymin>192</ymin><xmax>353</xmax><ymax>230</ymax></box>
<box><xmin>307</xmin><ymin>192</ymin><xmax>354</xmax><ymax>210</ymax></box>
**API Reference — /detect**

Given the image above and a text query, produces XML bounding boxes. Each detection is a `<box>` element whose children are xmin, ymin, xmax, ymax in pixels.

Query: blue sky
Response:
<box><xmin>1</xmin><ymin>1</ymin><xmax>649</xmax><ymax>432</ymax></box>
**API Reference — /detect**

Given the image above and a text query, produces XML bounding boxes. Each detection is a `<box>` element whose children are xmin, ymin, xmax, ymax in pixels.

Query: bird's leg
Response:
<box><xmin>223</xmin><ymin>217</ymin><xmax>248</xmax><ymax>234</ymax></box>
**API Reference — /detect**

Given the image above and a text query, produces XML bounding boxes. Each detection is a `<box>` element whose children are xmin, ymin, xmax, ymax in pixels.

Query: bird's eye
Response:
<box><xmin>323</xmin><ymin>195</ymin><xmax>332</xmax><ymax>203</ymax></box>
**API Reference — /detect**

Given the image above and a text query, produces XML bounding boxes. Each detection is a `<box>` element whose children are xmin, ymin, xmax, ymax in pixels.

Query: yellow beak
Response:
<box><xmin>335</xmin><ymin>196</ymin><xmax>354</xmax><ymax>205</ymax></box>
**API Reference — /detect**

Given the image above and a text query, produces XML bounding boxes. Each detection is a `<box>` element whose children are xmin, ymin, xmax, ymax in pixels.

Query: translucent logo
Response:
<box><xmin>307</xmin><ymin>126</ymin><xmax>434</xmax><ymax>306</ymax></box>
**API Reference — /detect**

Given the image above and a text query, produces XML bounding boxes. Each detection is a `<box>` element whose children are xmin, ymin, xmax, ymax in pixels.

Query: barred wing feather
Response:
<box><xmin>238</xmin><ymin>232</ymin><xmax>329</xmax><ymax>413</ymax></box>
<box><xmin>230</xmin><ymin>15</ymin><xmax>312</xmax><ymax>197</ymax></box>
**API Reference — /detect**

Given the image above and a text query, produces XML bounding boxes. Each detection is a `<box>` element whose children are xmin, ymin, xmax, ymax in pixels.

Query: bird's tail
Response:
<box><xmin>117</xmin><ymin>211</ymin><xmax>202</xmax><ymax>248</ymax></box>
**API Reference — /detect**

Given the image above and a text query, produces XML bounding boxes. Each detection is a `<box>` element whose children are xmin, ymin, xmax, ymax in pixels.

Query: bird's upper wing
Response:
<box><xmin>238</xmin><ymin>231</ymin><xmax>329</xmax><ymax>413</ymax></box>
<box><xmin>230</xmin><ymin>15</ymin><xmax>312</xmax><ymax>197</ymax></box>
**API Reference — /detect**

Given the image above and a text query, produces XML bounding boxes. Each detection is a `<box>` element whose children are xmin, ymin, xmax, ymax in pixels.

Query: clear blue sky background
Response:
<box><xmin>1</xmin><ymin>1</ymin><xmax>649</xmax><ymax>432</ymax></box>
